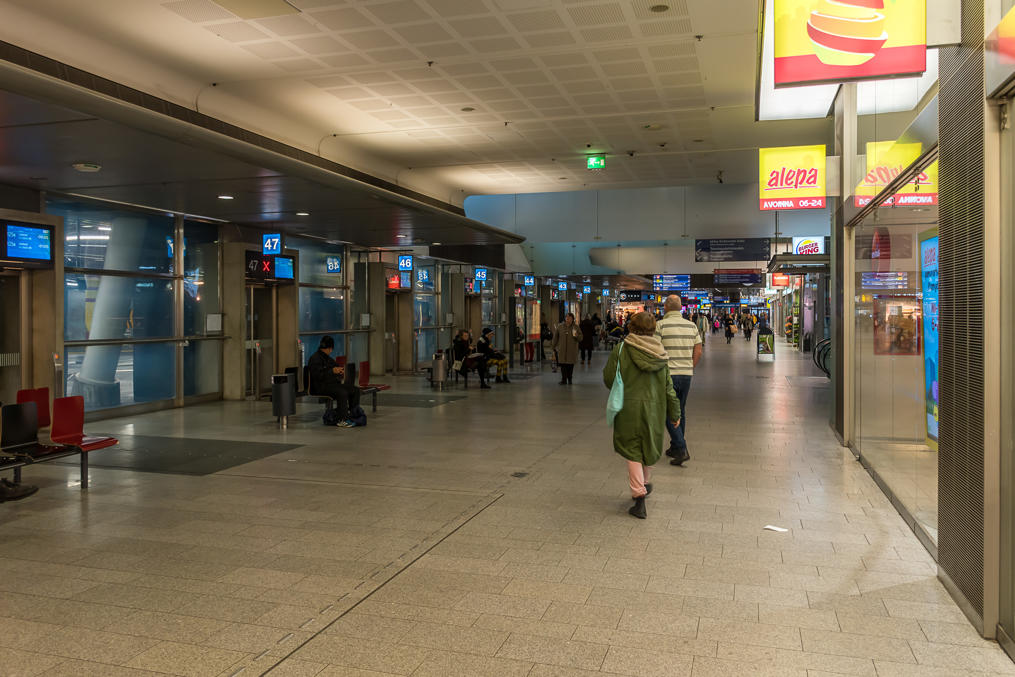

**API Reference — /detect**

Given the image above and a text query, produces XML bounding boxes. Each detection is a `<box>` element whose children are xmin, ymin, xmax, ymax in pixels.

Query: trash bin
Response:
<box><xmin>430</xmin><ymin>352</ymin><xmax>448</xmax><ymax>389</ymax></box>
<box><xmin>271</xmin><ymin>373</ymin><xmax>296</xmax><ymax>428</ymax></box>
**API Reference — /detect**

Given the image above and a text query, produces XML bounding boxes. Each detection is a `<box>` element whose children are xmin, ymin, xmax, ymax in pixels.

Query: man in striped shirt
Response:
<box><xmin>656</xmin><ymin>295</ymin><xmax>703</xmax><ymax>466</ymax></box>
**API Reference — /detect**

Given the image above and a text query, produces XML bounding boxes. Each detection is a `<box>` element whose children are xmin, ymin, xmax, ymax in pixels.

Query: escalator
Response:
<box><xmin>813</xmin><ymin>338</ymin><xmax>832</xmax><ymax>378</ymax></box>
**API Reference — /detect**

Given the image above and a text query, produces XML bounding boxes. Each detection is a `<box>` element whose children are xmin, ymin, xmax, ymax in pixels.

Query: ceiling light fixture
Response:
<box><xmin>71</xmin><ymin>162</ymin><xmax>102</xmax><ymax>173</ymax></box>
<box><xmin>217</xmin><ymin>194</ymin><xmax>234</xmax><ymax>200</ymax></box>
<box><xmin>396</xmin><ymin>234</ymin><xmax>407</xmax><ymax>238</ymax></box>
<box><xmin>649</xmin><ymin>4</ymin><xmax>670</xmax><ymax>12</ymax></box>
<box><xmin>432</xmin><ymin>242</ymin><xmax>442</xmax><ymax>246</ymax></box>
<box><xmin>460</xmin><ymin>106</ymin><xmax>475</xmax><ymax>112</ymax></box>
<box><xmin>296</xmin><ymin>211</ymin><xmax>309</xmax><ymax>216</ymax></box>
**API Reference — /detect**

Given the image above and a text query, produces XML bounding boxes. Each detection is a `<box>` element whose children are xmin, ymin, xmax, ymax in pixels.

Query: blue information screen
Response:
<box><xmin>6</xmin><ymin>224</ymin><xmax>52</xmax><ymax>261</ymax></box>
<box><xmin>262</xmin><ymin>233</ymin><xmax>282</xmax><ymax>256</ymax></box>
<box><xmin>524</xmin><ymin>275</ymin><xmax>535</xmax><ymax>286</ymax></box>
<box><xmin>652</xmin><ymin>274</ymin><xmax>690</xmax><ymax>291</ymax></box>
<box><xmin>921</xmin><ymin>234</ymin><xmax>939</xmax><ymax>443</ymax></box>
<box><xmin>326</xmin><ymin>256</ymin><xmax>342</xmax><ymax>274</ymax></box>
<box><xmin>274</xmin><ymin>256</ymin><xmax>294</xmax><ymax>280</ymax></box>
<box><xmin>398</xmin><ymin>255</ymin><xmax>413</xmax><ymax>271</ymax></box>
<box><xmin>400</xmin><ymin>271</ymin><xmax>412</xmax><ymax>288</ymax></box>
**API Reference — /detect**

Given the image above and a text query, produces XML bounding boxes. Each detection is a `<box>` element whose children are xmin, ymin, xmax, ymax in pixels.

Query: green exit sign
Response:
<box><xmin>587</xmin><ymin>154</ymin><xmax>606</xmax><ymax>170</ymax></box>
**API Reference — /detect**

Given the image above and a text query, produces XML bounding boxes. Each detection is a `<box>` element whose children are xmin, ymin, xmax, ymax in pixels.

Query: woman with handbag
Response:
<box><xmin>603</xmin><ymin>312</ymin><xmax>680</xmax><ymax>519</ymax></box>
<box><xmin>552</xmin><ymin>313</ymin><xmax>583</xmax><ymax>385</ymax></box>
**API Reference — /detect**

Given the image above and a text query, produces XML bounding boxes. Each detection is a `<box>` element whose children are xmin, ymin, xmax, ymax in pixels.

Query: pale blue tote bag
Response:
<box><xmin>606</xmin><ymin>344</ymin><xmax>624</xmax><ymax>427</ymax></box>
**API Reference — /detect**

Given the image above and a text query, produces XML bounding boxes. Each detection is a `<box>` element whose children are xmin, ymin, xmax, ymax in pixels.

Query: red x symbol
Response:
<box><xmin>262</xmin><ymin>261</ymin><xmax>271</xmax><ymax>272</ymax></box>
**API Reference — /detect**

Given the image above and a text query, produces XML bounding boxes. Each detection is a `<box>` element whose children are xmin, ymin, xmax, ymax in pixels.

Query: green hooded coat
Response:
<box><xmin>603</xmin><ymin>338</ymin><xmax>680</xmax><ymax>465</ymax></box>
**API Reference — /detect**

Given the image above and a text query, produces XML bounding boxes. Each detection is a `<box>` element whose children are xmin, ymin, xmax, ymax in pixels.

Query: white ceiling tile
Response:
<box><xmin>371</xmin><ymin>82</ymin><xmax>417</xmax><ymax>96</ymax></box>
<box><xmin>204</xmin><ymin>21</ymin><xmax>270</xmax><ymax>42</ymax></box>
<box><xmin>424</xmin><ymin>0</ymin><xmax>491</xmax><ymax>17</ymax></box>
<box><xmin>365</xmin><ymin>0</ymin><xmax>433</xmax><ymax>23</ymax></box>
<box><xmin>320</xmin><ymin>52</ymin><xmax>371</xmax><ymax>67</ymax></box>
<box><xmin>448</xmin><ymin>16</ymin><xmax>509</xmax><ymax>37</ymax></box>
<box><xmin>523</xmin><ymin>31</ymin><xmax>576</xmax><ymax>48</ymax></box>
<box><xmin>311</xmin><ymin>7</ymin><xmax>376</xmax><ymax>29</ymax></box>
<box><xmin>548</xmin><ymin>65</ymin><xmax>598</xmax><ymax>80</ymax></box>
<box><xmin>513</xmin><ymin>83</ymin><xmax>562</xmax><ymax>97</ymax></box>
<box><xmin>291</xmin><ymin>36</ymin><xmax>346</xmax><ymax>54</ymax></box>
<box><xmin>581</xmin><ymin>25</ymin><xmax>632</xmax><ymax>42</ymax></box>
<box><xmin>256</xmin><ymin>15</ymin><xmax>321</xmax><ymax>36</ymax></box>
<box><xmin>488</xmin><ymin>57</ymin><xmax>540</xmax><ymax>72</ymax></box>
<box><xmin>418</xmin><ymin>41</ymin><xmax>473</xmax><ymax>57</ymax></box>
<box><xmin>539</xmin><ymin>53</ymin><xmax>589</xmax><ymax>67</ymax></box>
<box><xmin>504</xmin><ymin>9</ymin><xmax>566</xmax><ymax>31</ymax></box>
<box><xmin>469</xmin><ymin>37</ymin><xmax>522</xmax><ymax>52</ymax></box>
<box><xmin>392</xmin><ymin>23</ymin><xmax>455</xmax><ymax>43</ymax></box>
<box><xmin>390</xmin><ymin>95</ymin><xmax>436</xmax><ymax>107</ymax></box>
<box><xmin>595</xmin><ymin>47</ymin><xmax>641</xmax><ymax>62</ymax></box>
<box><xmin>600</xmin><ymin>61</ymin><xmax>646</xmax><ymax>77</ymax></box>
<box><xmin>430</xmin><ymin>91</ymin><xmax>475</xmax><ymax>104</ymax></box>
<box><xmin>350</xmin><ymin>98</ymin><xmax>393</xmax><ymax>111</ymax></box>
<box><xmin>348</xmin><ymin>71</ymin><xmax>400</xmax><ymax>84</ymax></box>
<box><xmin>500</xmin><ymin>70</ymin><xmax>549</xmax><ymax>86</ymax></box>
<box><xmin>342</xmin><ymin>29</ymin><xmax>400</xmax><ymax>49</ymax></box>
<box><xmin>240</xmin><ymin>41</ymin><xmax>301</xmax><ymax>59</ymax></box>
<box><xmin>561</xmin><ymin>80</ymin><xmax>607</xmax><ymax>94</ymax></box>
<box><xmin>371</xmin><ymin>48</ymin><xmax>420</xmax><ymax>63</ymax></box>
<box><xmin>566</xmin><ymin>3</ymin><xmax>625</xmax><ymax>26</ymax></box>
<box><xmin>439</xmin><ymin>62</ymin><xmax>490</xmax><ymax>75</ymax></box>
<box><xmin>413</xmin><ymin>79</ymin><xmax>463</xmax><ymax>94</ymax></box>
<box><xmin>611</xmin><ymin>77</ymin><xmax>655</xmax><ymax>91</ymax></box>
<box><xmin>638</xmin><ymin>18</ymin><xmax>693</xmax><ymax>36</ymax></box>
<box><xmin>163</xmin><ymin>0</ymin><xmax>234</xmax><ymax>22</ymax></box>
<box><xmin>455</xmin><ymin>74</ymin><xmax>504</xmax><ymax>89</ymax></box>
<box><xmin>274</xmin><ymin>58</ymin><xmax>324</xmax><ymax>71</ymax></box>
<box><xmin>326</xmin><ymin>86</ymin><xmax>372</xmax><ymax>99</ymax></box>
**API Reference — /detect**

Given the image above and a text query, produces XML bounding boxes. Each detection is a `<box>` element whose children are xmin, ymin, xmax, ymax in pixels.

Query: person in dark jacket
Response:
<box><xmin>307</xmin><ymin>335</ymin><xmax>360</xmax><ymax>427</ymax></box>
<box><xmin>603</xmin><ymin>312</ymin><xmax>680</xmax><ymax>519</ymax></box>
<box><xmin>478</xmin><ymin>327</ymin><xmax>509</xmax><ymax>383</ymax></box>
<box><xmin>453</xmin><ymin>330</ymin><xmax>490</xmax><ymax>389</ymax></box>
<box><xmin>579</xmin><ymin>314</ymin><xmax>596</xmax><ymax>365</ymax></box>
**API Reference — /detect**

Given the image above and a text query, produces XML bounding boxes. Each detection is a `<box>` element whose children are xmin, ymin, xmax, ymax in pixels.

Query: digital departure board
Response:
<box><xmin>3</xmin><ymin>223</ymin><xmax>53</xmax><ymax>264</ymax></box>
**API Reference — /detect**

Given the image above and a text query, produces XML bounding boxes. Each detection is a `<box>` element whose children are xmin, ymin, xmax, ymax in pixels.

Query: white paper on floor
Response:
<box><xmin>763</xmin><ymin>525</ymin><xmax>789</xmax><ymax>532</ymax></box>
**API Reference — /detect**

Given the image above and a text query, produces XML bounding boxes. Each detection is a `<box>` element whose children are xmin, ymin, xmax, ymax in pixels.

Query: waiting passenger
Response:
<box><xmin>453</xmin><ymin>330</ymin><xmax>490</xmax><ymax>389</ymax></box>
<box><xmin>307</xmin><ymin>335</ymin><xmax>360</xmax><ymax>428</ymax></box>
<box><xmin>478</xmin><ymin>327</ymin><xmax>510</xmax><ymax>383</ymax></box>
<box><xmin>603</xmin><ymin>311</ymin><xmax>680</xmax><ymax>519</ymax></box>
<box><xmin>552</xmin><ymin>313</ymin><xmax>582</xmax><ymax>385</ymax></box>
<box><xmin>579</xmin><ymin>314</ymin><xmax>596</xmax><ymax>365</ymax></box>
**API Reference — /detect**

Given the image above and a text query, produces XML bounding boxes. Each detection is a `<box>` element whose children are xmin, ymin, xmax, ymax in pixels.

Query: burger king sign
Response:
<box><xmin>792</xmin><ymin>236</ymin><xmax>826</xmax><ymax>255</ymax></box>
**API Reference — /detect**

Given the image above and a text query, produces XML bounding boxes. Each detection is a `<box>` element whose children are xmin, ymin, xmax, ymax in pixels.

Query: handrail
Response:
<box><xmin>813</xmin><ymin>338</ymin><xmax>832</xmax><ymax>378</ymax></box>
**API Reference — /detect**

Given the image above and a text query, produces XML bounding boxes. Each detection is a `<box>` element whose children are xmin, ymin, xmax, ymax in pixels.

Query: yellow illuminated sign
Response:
<box><xmin>854</xmin><ymin>141</ymin><xmax>938</xmax><ymax>207</ymax></box>
<box><xmin>758</xmin><ymin>144</ymin><xmax>827</xmax><ymax>210</ymax></box>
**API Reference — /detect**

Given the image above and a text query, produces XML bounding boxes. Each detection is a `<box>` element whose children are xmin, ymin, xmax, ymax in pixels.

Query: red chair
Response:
<box><xmin>16</xmin><ymin>388</ymin><xmax>50</xmax><ymax>428</ymax></box>
<box><xmin>358</xmin><ymin>361</ymin><xmax>390</xmax><ymax>392</ymax></box>
<box><xmin>51</xmin><ymin>396</ymin><xmax>117</xmax><ymax>489</ymax></box>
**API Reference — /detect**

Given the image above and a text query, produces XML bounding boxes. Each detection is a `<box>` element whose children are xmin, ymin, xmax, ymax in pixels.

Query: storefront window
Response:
<box><xmin>853</xmin><ymin>212</ymin><xmax>939</xmax><ymax>543</ymax></box>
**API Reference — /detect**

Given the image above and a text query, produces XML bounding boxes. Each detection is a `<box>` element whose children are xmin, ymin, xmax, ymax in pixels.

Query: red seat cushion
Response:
<box><xmin>364</xmin><ymin>384</ymin><xmax>391</xmax><ymax>391</ymax></box>
<box><xmin>79</xmin><ymin>436</ymin><xmax>117</xmax><ymax>452</ymax></box>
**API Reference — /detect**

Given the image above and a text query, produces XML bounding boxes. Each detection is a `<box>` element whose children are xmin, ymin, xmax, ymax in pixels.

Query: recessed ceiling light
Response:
<box><xmin>460</xmin><ymin>106</ymin><xmax>475</xmax><ymax>112</ymax></box>
<box><xmin>558</xmin><ymin>177</ymin><xmax>568</xmax><ymax>180</ymax></box>
<box><xmin>432</xmin><ymin>242</ymin><xmax>442</xmax><ymax>246</ymax></box>
<box><xmin>396</xmin><ymin>234</ymin><xmax>407</xmax><ymax>238</ymax></box>
<box><xmin>650</xmin><ymin>4</ymin><xmax>670</xmax><ymax>12</ymax></box>
<box><xmin>692</xmin><ymin>139</ymin><xmax>704</xmax><ymax>143</ymax></box>
<box><xmin>296</xmin><ymin>211</ymin><xmax>309</xmax><ymax>216</ymax></box>
<box><xmin>217</xmin><ymin>194</ymin><xmax>234</xmax><ymax>200</ymax></box>
<box><xmin>71</xmin><ymin>162</ymin><xmax>101</xmax><ymax>173</ymax></box>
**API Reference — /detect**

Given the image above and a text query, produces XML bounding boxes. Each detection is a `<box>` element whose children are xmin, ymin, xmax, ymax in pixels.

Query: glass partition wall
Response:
<box><xmin>50</xmin><ymin>197</ymin><xmax>223</xmax><ymax>413</ymax></box>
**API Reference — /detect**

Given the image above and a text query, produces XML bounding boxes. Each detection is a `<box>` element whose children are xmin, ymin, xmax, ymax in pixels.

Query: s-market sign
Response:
<box><xmin>759</xmin><ymin>145</ymin><xmax>826</xmax><ymax>210</ymax></box>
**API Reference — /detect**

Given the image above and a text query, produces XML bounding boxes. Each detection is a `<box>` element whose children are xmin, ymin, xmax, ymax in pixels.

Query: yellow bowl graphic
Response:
<box><xmin>807</xmin><ymin>0</ymin><xmax>888</xmax><ymax>66</ymax></box>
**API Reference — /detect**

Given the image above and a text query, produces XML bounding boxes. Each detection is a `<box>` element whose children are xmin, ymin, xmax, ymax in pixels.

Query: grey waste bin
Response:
<box><xmin>271</xmin><ymin>373</ymin><xmax>296</xmax><ymax>428</ymax></box>
<box><xmin>431</xmin><ymin>352</ymin><xmax>448</xmax><ymax>389</ymax></box>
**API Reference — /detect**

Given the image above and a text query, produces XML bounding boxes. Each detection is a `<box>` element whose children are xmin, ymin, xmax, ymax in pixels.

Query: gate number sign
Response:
<box><xmin>263</xmin><ymin>233</ymin><xmax>281</xmax><ymax>255</ymax></box>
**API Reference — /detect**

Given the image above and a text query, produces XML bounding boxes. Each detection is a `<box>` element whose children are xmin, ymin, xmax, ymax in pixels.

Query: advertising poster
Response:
<box><xmin>695</xmin><ymin>238</ymin><xmax>771</xmax><ymax>262</ymax></box>
<box><xmin>920</xmin><ymin>230</ymin><xmax>939</xmax><ymax>447</ymax></box>
<box><xmin>758</xmin><ymin>334</ymin><xmax>775</xmax><ymax>355</ymax></box>
<box><xmin>758</xmin><ymin>145</ymin><xmax>826</xmax><ymax>210</ymax></box>
<box><xmin>854</xmin><ymin>141</ymin><xmax>938</xmax><ymax>207</ymax></box>
<box><xmin>772</xmin><ymin>0</ymin><xmax>927</xmax><ymax>87</ymax></box>
<box><xmin>527</xmin><ymin>300</ymin><xmax>541</xmax><ymax>341</ymax></box>
<box><xmin>792</xmin><ymin>236</ymin><xmax>826</xmax><ymax>255</ymax></box>
<box><xmin>872</xmin><ymin>297</ymin><xmax>921</xmax><ymax>355</ymax></box>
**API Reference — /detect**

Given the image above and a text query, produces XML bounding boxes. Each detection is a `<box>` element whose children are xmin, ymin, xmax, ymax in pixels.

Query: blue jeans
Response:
<box><xmin>666</xmin><ymin>375</ymin><xmax>692</xmax><ymax>452</ymax></box>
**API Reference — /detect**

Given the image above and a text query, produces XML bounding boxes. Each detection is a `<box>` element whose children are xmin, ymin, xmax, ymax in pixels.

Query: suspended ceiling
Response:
<box><xmin>0</xmin><ymin>0</ymin><xmax>833</xmax><ymax>203</ymax></box>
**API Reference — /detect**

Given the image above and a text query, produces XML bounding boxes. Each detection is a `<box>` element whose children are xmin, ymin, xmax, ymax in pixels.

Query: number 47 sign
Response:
<box><xmin>263</xmin><ymin>233</ymin><xmax>281</xmax><ymax>255</ymax></box>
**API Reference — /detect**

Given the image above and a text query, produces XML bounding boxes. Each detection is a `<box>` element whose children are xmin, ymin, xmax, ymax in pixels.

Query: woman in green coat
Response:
<box><xmin>603</xmin><ymin>312</ymin><xmax>681</xmax><ymax>519</ymax></box>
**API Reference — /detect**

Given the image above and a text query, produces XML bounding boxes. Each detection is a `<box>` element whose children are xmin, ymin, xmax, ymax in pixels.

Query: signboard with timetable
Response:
<box><xmin>771</xmin><ymin>0</ymin><xmax>927</xmax><ymax>88</ymax></box>
<box><xmin>758</xmin><ymin>145</ymin><xmax>826</xmax><ymax>210</ymax></box>
<box><xmin>714</xmin><ymin>269</ymin><xmax>764</xmax><ymax>286</ymax></box>
<box><xmin>398</xmin><ymin>255</ymin><xmax>413</xmax><ymax>271</ymax></box>
<box><xmin>262</xmin><ymin>233</ymin><xmax>282</xmax><ymax>256</ymax></box>
<box><xmin>2</xmin><ymin>222</ymin><xmax>53</xmax><ymax>266</ymax></box>
<box><xmin>792</xmin><ymin>236</ymin><xmax>826</xmax><ymax>255</ymax></box>
<box><xmin>695</xmin><ymin>238</ymin><xmax>771</xmax><ymax>262</ymax></box>
<box><xmin>652</xmin><ymin>274</ymin><xmax>691</xmax><ymax>291</ymax></box>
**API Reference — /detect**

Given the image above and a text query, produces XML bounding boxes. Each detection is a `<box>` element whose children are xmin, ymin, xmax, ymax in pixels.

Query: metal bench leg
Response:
<box><xmin>372</xmin><ymin>391</ymin><xmax>377</xmax><ymax>413</ymax></box>
<box><xmin>13</xmin><ymin>467</ymin><xmax>21</xmax><ymax>485</ymax></box>
<box><xmin>81</xmin><ymin>452</ymin><xmax>88</xmax><ymax>489</ymax></box>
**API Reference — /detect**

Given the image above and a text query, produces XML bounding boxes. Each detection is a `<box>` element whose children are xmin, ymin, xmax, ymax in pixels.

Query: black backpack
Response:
<box><xmin>322</xmin><ymin>408</ymin><xmax>341</xmax><ymax>426</ymax></box>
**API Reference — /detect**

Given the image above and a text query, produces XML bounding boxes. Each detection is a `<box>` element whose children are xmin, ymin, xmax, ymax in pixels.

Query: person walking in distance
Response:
<box><xmin>552</xmin><ymin>313</ymin><xmax>583</xmax><ymax>385</ymax></box>
<box><xmin>579</xmin><ymin>314</ymin><xmax>596</xmax><ymax>365</ymax></box>
<box><xmin>656</xmin><ymin>295</ymin><xmax>702</xmax><ymax>467</ymax></box>
<box><xmin>604</xmin><ymin>312</ymin><xmax>680</xmax><ymax>519</ymax></box>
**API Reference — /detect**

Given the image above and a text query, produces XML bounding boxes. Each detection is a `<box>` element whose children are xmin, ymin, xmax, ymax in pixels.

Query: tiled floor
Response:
<box><xmin>1</xmin><ymin>337</ymin><xmax>1011</xmax><ymax>676</ymax></box>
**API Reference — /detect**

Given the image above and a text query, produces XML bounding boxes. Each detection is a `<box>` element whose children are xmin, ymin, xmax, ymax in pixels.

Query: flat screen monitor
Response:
<box><xmin>3</xmin><ymin>223</ymin><xmax>53</xmax><ymax>264</ymax></box>
<box><xmin>400</xmin><ymin>271</ymin><xmax>412</xmax><ymax>288</ymax></box>
<box><xmin>652</xmin><ymin>274</ymin><xmax>690</xmax><ymax>291</ymax></box>
<box><xmin>274</xmin><ymin>255</ymin><xmax>294</xmax><ymax>280</ymax></box>
<box><xmin>861</xmin><ymin>272</ymin><xmax>908</xmax><ymax>289</ymax></box>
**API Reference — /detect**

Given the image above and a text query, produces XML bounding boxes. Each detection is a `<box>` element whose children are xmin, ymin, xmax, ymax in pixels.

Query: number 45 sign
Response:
<box><xmin>262</xmin><ymin>233</ymin><xmax>281</xmax><ymax>255</ymax></box>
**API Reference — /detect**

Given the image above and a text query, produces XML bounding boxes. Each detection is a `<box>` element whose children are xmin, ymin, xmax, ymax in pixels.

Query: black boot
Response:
<box><xmin>644</xmin><ymin>483</ymin><xmax>653</xmax><ymax>496</ymax></box>
<box><xmin>670</xmin><ymin>449</ymin><xmax>690</xmax><ymax>466</ymax></box>
<box><xmin>628</xmin><ymin>496</ymin><xmax>646</xmax><ymax>519</ymax></box>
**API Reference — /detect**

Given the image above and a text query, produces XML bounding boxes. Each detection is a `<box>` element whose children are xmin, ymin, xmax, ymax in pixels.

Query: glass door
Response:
<box><xmin>0</xmin><ymin>272</ymin><xmax>21</xmax><ymax>405</ymax></box>
<box><xmin>245</xmin><ymin>285</ymin><xmax>274</xmax><ymax>399</ymax></box>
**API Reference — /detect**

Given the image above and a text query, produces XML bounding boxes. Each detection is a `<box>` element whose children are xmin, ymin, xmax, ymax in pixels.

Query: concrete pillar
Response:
<box><xmin>367</xmin><ymin>262</ymin><xmax>387</xmax><ymax>376</ymax></box>
<box><xmin>276</xmin><ymin>249</ymin><xmax>299</xmax><ymax>375</ymax></box>
<box><xmin>222</xmin><ymin>243</ymin><xmax>248</xmax><ymax>400</ymax></box>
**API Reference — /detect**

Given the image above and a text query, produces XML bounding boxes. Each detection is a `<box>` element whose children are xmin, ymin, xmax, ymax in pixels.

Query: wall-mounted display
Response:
<box><xmin>873</xmin><ymin>296</ymin><xmax>921</xmax><ymax>355</ymax></box>
<box><xmin>652</xmin><ymin>274</ymin><xmax>691</xmax><ymax>291</ymax></box>
<box><xmin>2</xmin><ymin>222</ymin><xmax>53</xmax><ymax>266</ymax></box>
<box><xmin>862</xmin><ymin>272</ymin><xmax>908</xmax><ymax>289</ymax></box>
<box><xmin>920</xmin><ymin>230</ymin><xmax>939</xmax><ymax>446</ymax></box>
<box><xmin>695</xmin><ymin>238</ymin><xmax>771</xmax><ymax>262</ymax></box>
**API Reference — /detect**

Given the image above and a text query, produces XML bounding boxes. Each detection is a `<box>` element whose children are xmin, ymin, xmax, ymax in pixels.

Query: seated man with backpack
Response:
<box><xmin>308</xmin><ymin>336</ymin><xmax>363</xmax><ymax>427</ymax></box>
<box><xmin>477</xmin><ymin>327</ymin><xmax>510</xmax><ymax>383</ymax></box>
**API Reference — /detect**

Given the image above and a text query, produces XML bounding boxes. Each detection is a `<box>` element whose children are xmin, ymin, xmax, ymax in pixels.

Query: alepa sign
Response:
<box><xmin>854</xmin><ymin>140</ymin><xmax>938</xmax><ymax>207</ymax></box>
<box><xmin>771</xmin><ymin>0</ymin><xmax>927</xmax><ymax>88</ymax></box>
<box><xmin>759</xmin><ymin>145</ymin><xmax>826</xmax><ymax>210</ymax></box>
